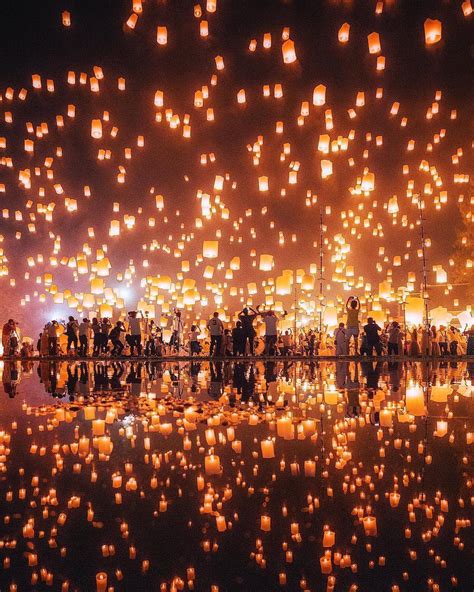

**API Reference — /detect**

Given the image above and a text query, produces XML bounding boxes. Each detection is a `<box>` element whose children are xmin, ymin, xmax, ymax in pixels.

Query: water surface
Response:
<box><xmin>0</xmin><ymin>360</ymin><xmax>472</xmax><ymax>591</ymax></box>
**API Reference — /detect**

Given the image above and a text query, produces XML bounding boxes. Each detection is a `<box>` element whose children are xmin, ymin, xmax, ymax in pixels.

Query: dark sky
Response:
<box><xmin>0</xmin><ymin>0</ymin><xmax>472</xmax><ymax>332</ymax></box>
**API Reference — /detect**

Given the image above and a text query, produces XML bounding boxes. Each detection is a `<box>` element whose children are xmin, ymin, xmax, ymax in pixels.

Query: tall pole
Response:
<box><xmin>418</xmin><ymin>199</ymin><xmax>430</xmax><ymax>328</ymax></box>
<box><xmin>318</xmin><ymin>210</ymin><xmax>324</xmax><ymax>334</ymax></box>
<box><xmin>293</xmin><ymin>269</ymin><xmax>298</xmax><ymax>339</ymax></box>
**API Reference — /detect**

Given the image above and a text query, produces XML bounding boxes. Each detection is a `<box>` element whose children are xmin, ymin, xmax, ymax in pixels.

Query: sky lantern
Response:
<box><xmin>405</xmin><ymin>296</ymin><xmax>424</xmax><ymax>325</ymax></box>
<box><xmin>338</xmin><ymin>22</ymin><xmax>350</xmax><ymax>43</ymax></box>
<box><xmin>367</xmin><ymin>32</ymin><xmax>381</xmax><ymax>54</ymax></box>
<box><xmin>62</xmin><ymin>11</ymin><xmax>71</xmax><ymax>27</ymax></box>
<box><xmin>424</xmin><ymin>19</ymin><xmax>442</xmax><ymax>45</ymax></box>
<box><xmin>206</xmin><ymin>0</ymin><xmax>217</xmax><ymax>13</ymax></box>
<box><xmin>313</xmin><ymin>84</ymin><xmax>326</xmax><ymax>106</ymax></box>
<box><xmin>203</xmin><ymin>240</ymin><xmax>218</xmax><ymax>258</ymax></box>
<box><xmin>259</xmin><ymin>254</ymin><xmax>274</xmax><ymax>271</ymax></box>
<box><xmin>258</xmin><ymin>176</ymin><xmax>269</xmax><ymax>192</ymax></box>
<box><xmin>282</xmin><ymin>39</ymin><xmax>297</xmax><ymax>63</ymax></box>
<box><xmin>126</xmin><ymin>13</ymin><xmax>138</xmax><ymax>29</ymax></box>
<box><xmin>157</xmin><ymin>26</ymin><xmax>168</xmax><ymax>45</ymax></box>
<box><xmin>320</xmin><ymin>159</ymin><xmax>333</xmax><ymax>179</ymax></box>
<box><xmin>91</xmin><ymin>119</ymin><xmax>102</xmax><ymax>139</ymax></box>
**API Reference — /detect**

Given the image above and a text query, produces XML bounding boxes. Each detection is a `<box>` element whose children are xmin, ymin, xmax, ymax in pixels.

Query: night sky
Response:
<box><xmin>0</xmin><ymin>0</ymin><xmax>472</xmax><ymax>335</ymax></box>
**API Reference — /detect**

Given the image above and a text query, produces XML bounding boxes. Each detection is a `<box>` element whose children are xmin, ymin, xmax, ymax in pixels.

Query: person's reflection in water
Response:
<box><xmin>209</xmin><ymin>362</ymin><xmax>224</xmax><ymax>399</ymax></box>
<box><xmin>94</xmin><ymin>363</ymin><xmax>109</xmax><ymax>391</ymax></box>
<box><xmin>387</xmin><ymin>360</ymin><xmax>402</xmax><ymax>399</ymax></box>
<box><xmin>66</xmin><ymin>364</ymin><xmax>79</xmax><ymax>401</ymax></box>
<box><xmin>307</xmin><ymin>361</ymin><xmax>317</xmax><ymax>381</ymax></box>
<box><xmin>282</xmin><ymin>360</ymin><xmax>293</xmax><ymax>382</ymax></box>
<box><xmin>109</xmin><ymin>362</ymin><xmax>124</xmax><ymax>390</ymax></box>
<box><xmin>2</xmin><ymin>361</ymin><xmax>20</xmax><ymax>398</ymax></box>
<box><xmin>232</xmin><ymin>362</ymin><xmax>245</xmax><ymax>402</ymax></box>
<box><xmin>345</xmin><ymin>363</ymin><xmax>361</xmax><ymax>418</ymax></box>
<box><xmin>360</xmin><ymin>360</ymin><xmax>382</xmax><ymax>399</ymax></box>
<box><xmin>335</xmin><ymin>361</ymin><xmax>348</xmax><ymax>390</ymax></box>
<box><xmin>264</xmin><ymin>360</ymin><xmax>277</xmax><ymax>407</ymax></box>
<box><xmin>127</xmin><ymin>363</ymin><xmax>144</xmax><ymax>396</ymax></box>
<box><xmin>240</xmin><ymin>363</ymin><xmax>256</xmax><ymax>404</ymax></box>
<box><xmin>48</xmin><ymin>362</ymin><xmax>58</xmax><ymax>397</ymax></box>
<box><xmin>190</xmin><ymin>361</ymin><xmax>201</xmax><ymax>394</ymax></box>
<box><xmin>78</xmin><ymin>362</ymin><xmax>90</xmax><ymax>397</ymax></box>
<box><xmin>467</xmin><ymin>362</ymin><xmax>474</xmax><ymax>380</ymax></box>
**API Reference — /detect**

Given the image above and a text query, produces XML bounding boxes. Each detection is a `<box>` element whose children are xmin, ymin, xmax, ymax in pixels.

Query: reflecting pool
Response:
<box><xmin>0</xmin><ymin>360</ymin><xmax>472</xmax><ymax>591</ymax></box>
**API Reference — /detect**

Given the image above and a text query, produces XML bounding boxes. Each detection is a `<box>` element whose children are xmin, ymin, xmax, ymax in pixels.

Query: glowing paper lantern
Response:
<box><xmin>405</xmin><ymin>296</ymin><xmax>424</xmax><ymax>326</ymax></box>
<box><xmin>424</xmin><ymin>19</ymin><xmax>442</xmax><ymax>45</ymax></box>
<box><xmin>338</xmin><ymin>23</ymin><xmax>350</xmax><ymax>43</ymax></box>
<box><xmin>367</xmin><ymin>32</ymin><xmax>381</xmax><ymax>54</ymax></box>
<box><xmin>203</xmin><ymin>240</ymin><xmax>218</xmax><ymax>258</ymax></box>
<box><xmin>258</xmin><ymin>176</ymin><xmax>269</xmax><ymax>192</ymax></box>
<box><xmin>282</xmin><ymin>39</ymin><xmax>297</xmax><ymax>63</ymax></box>
<box><xmin>259</xmin><ymin>254</ymin><xmax>274</xmax><ymax>271</ymax></box>
<box><xmin>313</xmin><ymin>84</ymin><xmax>326</xmax><ymax>106</ymax></box>
<box><xmin>91</xmin><ymin>119</ymin><xmax>102</xmax><ymax>139</ymax></box>
<box><xmin>156</xmin><ymin>26</ymin><xmax>168</xmax><ymax>45</ymax></box>
<box><xmin>321</xmin><ymin>159</ymin><xmax>333</xmax><ymax>179</ymax></box>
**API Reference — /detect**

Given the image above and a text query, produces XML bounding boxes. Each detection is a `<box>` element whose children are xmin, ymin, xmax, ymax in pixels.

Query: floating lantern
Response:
<box><xmin>367</xmin><ymin>32</ymin><xmax>381</xmax><ymax>54</ymax></box>
<box><xmin>157</xmin><ymin>26</ymin><xmax>168</xmax><ymax>45</ymax></box>
<box><xmin>424</xmin><ymin>19</ymin><xmax>442</xmax><ymax>45</ymax></box>
<box><xmin>282</xmin><ymin>39</ymin><xmax>297</xmax><ymax>63</ymax></box>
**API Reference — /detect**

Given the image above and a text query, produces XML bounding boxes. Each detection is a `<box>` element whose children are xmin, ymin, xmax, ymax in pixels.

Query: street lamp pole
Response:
<box><xmin>418</xmin><ymin>198</ymin><xmax>430</xmax><ymax>328</ymax></box>
<box><xmin>318</xmin><ymin>210</ymin><xmax>325</xmax><ymax>334</ymax></box>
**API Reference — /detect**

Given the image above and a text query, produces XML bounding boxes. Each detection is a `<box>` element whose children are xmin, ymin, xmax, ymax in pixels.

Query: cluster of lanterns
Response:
<box><xmin>0</xmin><ymin>0</ymin><xmax>471</xmax><ymax>335</ymax></box>
<box><xmin>0</xmin><ymin>359</ymin><xmax>471</xmax><ymax>591</ymax></box>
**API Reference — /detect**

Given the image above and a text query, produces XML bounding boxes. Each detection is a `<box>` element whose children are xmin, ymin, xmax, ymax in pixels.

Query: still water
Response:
<box><xmin>0</xmin><ymin>359</ymin><xmax>472</xmax><ymax>592</ymax></box>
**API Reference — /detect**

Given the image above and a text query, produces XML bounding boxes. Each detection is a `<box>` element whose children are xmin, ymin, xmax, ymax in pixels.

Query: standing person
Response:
<box><xmin>363</xmin><ymin>318</ymin><xmax>382</xmax><ymax>356</ymax></box>
<box><xmin>438</xmin><ymin>325</ymin><xmax>448</xmax><ymax>356</ymax></box>
<box><xmin>207</xmin><ymin>312</ymin><xmax>224</xmax><ymax>356</ymax></box>
<box><xmin>47</xmin><ymin>321</ymin><xmax>60</xmax><ymax>356</ymax></box>
<box><xmin>100</xmin><ymin>318</ymin><xmax>112</xmax><ymax>354</ymax></box>
<box><xmin>223</xmin><ymin>329</ymin><xmax>233</xmax><ymax>356</ymax></box>
<box><xmin>430</xmin><ymin>325</ymin><xmax>440</xmax><ymax>356</ymax></box>
<box><xmin>464</xmin><ymin>325</ymin><xmax>474</xmax><ymax>356</ymax></box>
<box><xmin>259</xmin><ymin>307</ymin><xmax>287</xmax><ymax>356</ymax></box>
<box><xmin>169</xmin><ymin>309</ymin><xmax>184</xmax><ymax>353</ymax></box>
<box><xmin>409</xmin><ymin>327</ymin><xmax>420</xmax><ymax>356</ymax></box>
<box><xmin>232</xmin><ymin>320</ymin><xmax>245</xmax><ymax>356</ymax></box>
<box><xmin>420</xmin><ymin>326</ymin><xmax>432</xmax><ymax>356</ymax></box>
<box><xmin>2</xmin><ymin>319</ymin><xmax>19</xmax><ymax>356</ymax></box>
<box><xmin>144</xmin><ymin>319</ymin><xmax>158</xmax><ymax>356</ymax></box>
<box><xmin>345</xmin><ymin>296</ymin><xmax>360</xmax><ymax>354</ymax></box>
<box><xmin>91</xmin><ymin>318</ymin><xmax>102</xmax><ymax>356</ymax></box>
<box><xmin>39</xmin><ymin>326</ymin><xmax>49</xmax><ymax>357</ymax></box>
<box><xmin>78</xmin><ymin>319</ymin><xmax>91</xmax><ymax>356</ymax></box>
<box><xmin>238</xmin><ymin>307</ymin><xmax>258</xmax><ymax>355</ymax></box>
<box><xmin>387</xmin><ymin>321</ymin><xmax>401</xmax><ymax>355</ymax></box>
<box><xmin>448</xmin><ymin>326</ymin><xmax>459</xmax><ymax>355</ymax></box>
<box><xmin>66</xmin><ymin>316</ymin><xmax>79</xmax><ymax>355</ymax></box>
<box><xmin>188</xmin><ymin>325</ymin><xmax>201</xmax><ymax>356</ymax></box>
<box><xmin>281</xmin><ymin>330</ymin><xmax>293</xmax><ymax>356</ymax></box>
<box><xmin>334</xmin><ymin>322</ymin><xmax>348</xmax><ymax>356</ymax></box>
<box><xmin>127</xmin><ymin>311</ymin><xmax>143</xmax><ymax>356</ymax></box>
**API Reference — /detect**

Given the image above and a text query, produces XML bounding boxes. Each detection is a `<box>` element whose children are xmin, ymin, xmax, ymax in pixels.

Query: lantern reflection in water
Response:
<box><xmin>0</xmin><ymin>359</ymin><xmax>471</xmax><ymax>591</ymax></box>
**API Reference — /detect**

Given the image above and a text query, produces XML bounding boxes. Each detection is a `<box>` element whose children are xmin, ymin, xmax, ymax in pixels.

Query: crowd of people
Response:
<box><xmin>2</xmin><ymin>297</ymin><xmax>474</xmax><ymax>359</ymax></box>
